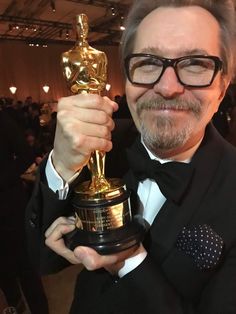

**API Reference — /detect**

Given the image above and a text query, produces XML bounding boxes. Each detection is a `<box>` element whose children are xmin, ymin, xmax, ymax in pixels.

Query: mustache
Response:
<box><xmin>137</xmin><ymin>97</ymin><xmax>202</xmax><ymax>116</ymax></box>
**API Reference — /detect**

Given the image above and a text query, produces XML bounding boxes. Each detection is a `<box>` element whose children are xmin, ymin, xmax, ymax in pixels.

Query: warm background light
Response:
<box><xmin>9</xmin><ymin>86</ymin><xmax>17</xmax><ymax>94</ymax></box>
<box><xmin>106</xmin><ymin>84</ymin><xmax>111</xmax><ymax>91</ymax></box>
<box><xmin>43</xmin><ymin>85</ymin><xmax>50</xmax><ymax>93</ymax></box>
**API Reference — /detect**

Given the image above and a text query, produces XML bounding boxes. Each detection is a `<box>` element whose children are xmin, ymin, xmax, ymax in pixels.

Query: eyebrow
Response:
<box><xmin>139</xmin><ymin>47</ymin><xmax>210</xmax><ymax>56</ymax></box>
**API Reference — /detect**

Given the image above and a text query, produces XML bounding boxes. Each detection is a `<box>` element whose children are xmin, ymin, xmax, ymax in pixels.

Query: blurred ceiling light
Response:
<box><xmin>106</xmin><ymin>84</ymin><xmax>111</xmax><ymax>91</ymax></box>
<box><xmin>9</xmin><ymin>86</ymin><xmax>17</xmax><ymax>94</ymax></box>
<box><xmin>111</xmin><ymin>7</ymin><xmax>116</xmax><ymax>16</ymax></box>
<box><xmin>50</xmin><ymin>0</ymin><xmax>56</xmax><ymax>12</ymax></box>
<box><xmin>120</xmin><ymin>16</ymin><xmax>125</xmax><ymax>31</ymax></box>
<box><xmin>43</xmin><ymin>85</ymin><xmax>50</xmax><ymax>93</ymax></box>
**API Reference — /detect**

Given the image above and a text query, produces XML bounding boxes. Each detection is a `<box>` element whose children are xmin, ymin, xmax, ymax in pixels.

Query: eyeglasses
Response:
<box><xmin>125</xmin><ymin>54</ymin><xmax>223</xmax><ymax>88</ymax></box>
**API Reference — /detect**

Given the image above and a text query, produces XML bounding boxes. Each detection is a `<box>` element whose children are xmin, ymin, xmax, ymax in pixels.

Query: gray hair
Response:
<box><xmin>121</xmin><ymin>0</ymin><xmax>236</xmax><ymax>78</ymax></box>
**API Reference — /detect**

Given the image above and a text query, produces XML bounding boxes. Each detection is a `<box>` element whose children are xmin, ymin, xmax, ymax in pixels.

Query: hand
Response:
<box><xmin>45</xmin><ymin>216</ymin><xmax>79</xmax><ymax>265</ymax></box>
<box><xmin>45</xmin><ymin>216</ymin><xmax>145</xmax><ymax>274</ymax></box>
<box><xmin>73</xmin><ymin>244</ymin><xmax>144</xmax><ymax>275</ymax></box>
<box><xmin>52</xmin><ymin>94</ymin><xmax>118</xmax><ymax>181</ymax></box>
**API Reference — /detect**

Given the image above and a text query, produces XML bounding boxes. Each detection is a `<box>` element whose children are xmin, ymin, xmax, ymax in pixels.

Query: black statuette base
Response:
<box><xmin>64</xmin><ymin>215</ymin><xmax>148</xmax><ymax>255</ymax></box>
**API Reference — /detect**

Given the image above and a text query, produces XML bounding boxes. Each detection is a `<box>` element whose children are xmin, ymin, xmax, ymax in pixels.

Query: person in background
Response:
<box><xmin>113</xmin><ymin>94</ymin><xmax>132</xmax><ymax>119</ymax></box>
<box><xmin>26</xmin><ymin>102</ymin><xmax>41</xmax><ymax>137</ymax></box>
<box><xmin>212</xmin><ymin>84</ymin><xmax>236</xmax><ymax>138</ymax></box>
<box><xmin>0</xmin><ymin>109</ymin><xmax>48</xmax><ymax>313</ymax></box>
<box><xmin>26</xmin><ymin>0</ymin><xmax>236</xmax><ymax>313</ymax></box>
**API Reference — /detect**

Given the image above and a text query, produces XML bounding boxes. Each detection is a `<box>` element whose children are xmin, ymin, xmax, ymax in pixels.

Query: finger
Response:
<box><xmin>72</xmin><ymin>94</ymin><xmax>117</xmax><ymax>115</ymax></box>
<box><xmin>68</xmin><ymin>108</ymin><xmax>115</xmax><ymax>129</ymax></box>
<box><xmin>73</xmin><ymin>246</ymin><xmax>118</xmax><ymax>270</ymax></box>
<box><xmin>102</xmin><ymin>96</ymin><xmax>119</xmax><ymax>114</ymax></box>
<box><xmin>72</xmin><ymin>121</ymin><xmax>113</xmax><ymax>140</ymax></box>
<box><xmin>64</xmin><ymin>132</ymin><xmax>113</xmax><ymax>155</ymax></box>
<box><xmin>59</xmin><ymin>114</ymin><xmax>115</xmax><ymax>138</ymax></box>
<box><xmin>45</xmin><ymin>223</ymin><xmax>79</xmax><ymax>265</ymax></box>
<box><xmin>56</xmin><ymin>113</ymin><xmax>114</xmax><ymax>145</ymax></box>
<box><xmin>59</xmin><ymin>94</ymin><xmax>118</xmax><ymax>116</ymax></box>
<box><xmin>45</xmin><ymin>216</ymin><xmax>75</xmax><ymax>238</ymax></box>
<box><xmin>74</xmin><ymin>244</ymin><xmax>142</xmax><ymax>271</ymax></box>
<box><xmin>45</xmin><ymin>221</ymin><xmax>75</xmax><ymax>242</ymax></box>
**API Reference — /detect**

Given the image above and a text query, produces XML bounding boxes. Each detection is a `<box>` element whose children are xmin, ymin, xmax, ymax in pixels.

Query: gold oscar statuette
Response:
<box><xmin>61</xmin><ymin>14</ymin><xmax>147</xmax><ymax>254</ymax></box>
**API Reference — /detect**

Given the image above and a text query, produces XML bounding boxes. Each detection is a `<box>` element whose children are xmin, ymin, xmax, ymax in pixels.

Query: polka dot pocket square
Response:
<box><xmin>176</xmin><ymin>224</ymin><xmax>224</xmax><ymax>270</ymax></box>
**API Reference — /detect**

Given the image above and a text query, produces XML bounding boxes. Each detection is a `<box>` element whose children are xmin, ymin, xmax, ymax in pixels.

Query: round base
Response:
<box><xmin>64</xmin><ymin>215</ymin><xmax>148</xmax><ymax>255</ymax></box>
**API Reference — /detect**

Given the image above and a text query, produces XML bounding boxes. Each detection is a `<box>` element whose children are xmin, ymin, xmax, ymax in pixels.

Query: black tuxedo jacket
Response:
<box><xmin>26</xmin><ymin>122</ymin><xmax>236</xmax><ymax>314</ymax></box>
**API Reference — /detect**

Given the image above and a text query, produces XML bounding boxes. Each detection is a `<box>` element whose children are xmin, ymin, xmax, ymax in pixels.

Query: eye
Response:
<box><xmin>179</xmin><ymin>58</ymin><xmax>215</xmax><ymax>73</ymax></box>
<box><xmin>130</xmin><ymin>57</ymin><xmax>162</xmax><ymax>73</ymax></box>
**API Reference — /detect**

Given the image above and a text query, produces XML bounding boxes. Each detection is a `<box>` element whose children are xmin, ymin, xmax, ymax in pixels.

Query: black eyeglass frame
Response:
<box><xmin>124</xmin><ymin>53</ymin><xmax>223</xmax><ymax>88</ymax></box>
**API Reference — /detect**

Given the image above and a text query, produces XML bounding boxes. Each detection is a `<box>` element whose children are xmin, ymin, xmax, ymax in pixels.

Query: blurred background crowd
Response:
<box><xmin>0</xmin><ymin>95</ymin><xmax>57</xmax><ymax>314</ymax></box>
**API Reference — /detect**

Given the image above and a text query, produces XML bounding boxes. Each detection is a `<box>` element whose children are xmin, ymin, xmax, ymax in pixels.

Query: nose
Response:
<box><xmin>153</xmin><ymin>67</ymin><xmax>184</xmax><ymax>98</ymax></box>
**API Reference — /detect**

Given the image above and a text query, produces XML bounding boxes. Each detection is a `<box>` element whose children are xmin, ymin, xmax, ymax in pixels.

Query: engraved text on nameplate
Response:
<box><xmin>77</xmin><ymin>199</ymin><xmax>131</xmax><ymax>231</ymax></box>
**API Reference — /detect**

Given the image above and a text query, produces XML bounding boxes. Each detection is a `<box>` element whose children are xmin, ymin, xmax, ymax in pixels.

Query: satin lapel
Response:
<box><xmin>148</xmin><ymin>124</ymin><xmax>225</xmax><ymax>262</ymax></box>
<box><xmin>123</xmin><ymin>135</ymin><xmax>142</xmax><ymax>210</ymax></box>
<box><xmin>123</xmin><ymin>169</ymin><xmax>140</xmax><ymax>215</ymax></box>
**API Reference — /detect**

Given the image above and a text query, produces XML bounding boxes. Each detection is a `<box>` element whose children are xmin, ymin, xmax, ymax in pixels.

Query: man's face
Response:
<box><xmin>125</xmin><ymin>6</ymin><xmax>230</xmax><ymax>158</ymax></box>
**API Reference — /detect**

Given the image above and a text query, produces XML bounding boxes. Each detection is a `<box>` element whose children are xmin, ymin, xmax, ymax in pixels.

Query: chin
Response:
<box><xmin>141</xmin><ymin>122</ymin><xmax>192</xmax><ymax>152</ymax></box>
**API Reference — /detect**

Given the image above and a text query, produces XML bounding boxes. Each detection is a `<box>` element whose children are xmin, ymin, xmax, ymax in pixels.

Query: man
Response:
<box><xmin>26</xmin><ymin>0</ymin><xmax>236</xmax><ymax>313</ymax></box>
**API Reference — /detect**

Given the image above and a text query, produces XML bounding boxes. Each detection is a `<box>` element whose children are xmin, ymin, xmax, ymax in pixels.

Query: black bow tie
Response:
<box><xmin>126</xmin><ymin>138</ymin><xmax>194</xmax><ymax>203</ymax></box>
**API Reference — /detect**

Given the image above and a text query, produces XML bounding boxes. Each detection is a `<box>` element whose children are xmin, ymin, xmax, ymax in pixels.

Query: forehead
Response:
<box><xmin>133</xmin><ymin>6</ymin><xmax>221</xmax><ymax>58</ymax></box>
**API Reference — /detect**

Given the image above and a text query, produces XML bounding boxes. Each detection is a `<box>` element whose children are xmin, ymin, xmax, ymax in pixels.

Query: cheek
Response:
<box><xmin>193</xmin><ymin>90</ymin><xmax>221</xmax><ymax>124</ymax></box>
<box><xmin>125</xmin><ymin>82</ymin><xmax>133</xmax><ymax>106</ymax></box>
<box><xmin>125</xmin><ymin>82</ymin><xmax>143</xmax><ymax>130</ymax></box>
<box><xmin>198</xmin><ymin>78</ymin><xmax>228</xmax><ymax>115</ymax></box>
<box><xmin>125</xmin><ymin>82</ymin><xmax>137</xmax><ymax>118</ymax></box>
<box><xmin>125</xmin><ymin>81</ymin><xmax>147</xmax><ymax>111</ymax></box>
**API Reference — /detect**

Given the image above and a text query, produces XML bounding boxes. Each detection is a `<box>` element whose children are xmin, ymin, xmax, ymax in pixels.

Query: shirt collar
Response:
<box><xmin>141</xmin><ymin>138</ymin><xmax>191</xmax><ymax>164</ymax></box>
